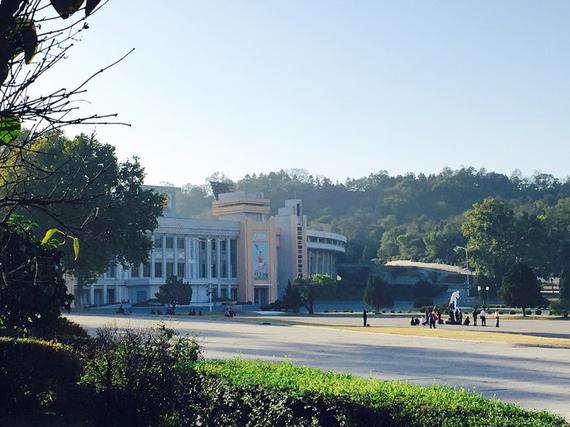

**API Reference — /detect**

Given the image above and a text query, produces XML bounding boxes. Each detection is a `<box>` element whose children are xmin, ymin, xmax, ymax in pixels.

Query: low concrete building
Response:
<box><xmin>78</xmin><ymin>187</ymin><xmax>346</xmax><ymax>307</ymax></box>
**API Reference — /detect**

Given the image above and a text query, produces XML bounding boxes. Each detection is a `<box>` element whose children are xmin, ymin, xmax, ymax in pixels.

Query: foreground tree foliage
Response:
<box><xmin>501</xmin><ymin>262</ymin><xmax>544</xmax><ymax>316</ymax></box>
<box><xmin>1</xmin><ymin>0</ymin><xmax>125</xmax><ymax>218</ymax></box>
<box><xmin>11</xmin><ymin>131</ymin><xmax>164</xmax><ymax>302</ymax></box>
<box><xmin>0</xmin><ymin>215</ymin><xmax>71</xmax><ymax>336</ymax></box>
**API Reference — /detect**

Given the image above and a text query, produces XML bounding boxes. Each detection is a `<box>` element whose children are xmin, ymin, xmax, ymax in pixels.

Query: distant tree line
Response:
<box><xmin>178</xmin><ymin>167</ymin><xmax>570</xmax><ymax>272</ymax></box>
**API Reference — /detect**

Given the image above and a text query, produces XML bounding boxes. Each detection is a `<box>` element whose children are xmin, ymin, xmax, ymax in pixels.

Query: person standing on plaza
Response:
<box><xmin>429</xmin><ymin>309</ymin><xmax>437</xmax><ymax>329</ymax></box>
<box><xmin>363</xmin><ymin>310</ymin><xmax>368</xmax><ymax>327</ymax></box>
<box><xmin>495</xmin><ymin>310</ymin><xmax>500</xmax><ymax>327</ymax></box>
<box><xmin>473</xmin><ymin>309</ymin><xmax>478</xmax><ymax>326</ymax></box>
<box><xmin>479</xmin><ymin>308</ymin><xmax>487</xmax><ymax>326</ymax></box>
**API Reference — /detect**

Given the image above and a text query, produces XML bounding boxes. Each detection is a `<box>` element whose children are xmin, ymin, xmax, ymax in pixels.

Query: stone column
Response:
<box><xmin>206</xmin><ymin>238</ymin><xmax>212</xmax><ymax>281</ymax></box>
<box><xmin>226</xmin><ymin>237</ymin><xmax>231</xmax><ymax>279</ymax></box>
<box><xmin>217</xmin><ymin>238</ymin><xmax>222</xmax><ymax>296</ymax></box>
<box><xmin>173</xmin><ymin>234</ymin><xmax>178</xmax><ymax>277</ymax></box>
<box><xmin>103</xmin><ymin>282</ymin><xmax>108</xmax><ymax>305</ymax></box>
<box><xmin>161</xmin><ymin>235</ymin><xmax>166</xmax><ymax>278</ymax></box>
<box><xmin>90</xmin><ymin>284</ymin><xmax>95</xmax><ymax>305</ymax></box>
<box><xmin>150</xmin><ymin>245</ymin><xmax>156</xmax><ymax>278</ymax></box>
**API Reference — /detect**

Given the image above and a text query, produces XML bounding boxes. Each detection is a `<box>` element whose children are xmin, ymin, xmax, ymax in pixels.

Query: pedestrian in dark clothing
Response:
<box><xmin>495</xmin><ymin>311</ymin><xmax>500</xmax><ymax>328</ymax></box>
<box><xmin>473</xmin><ymin>310</ymin><xmax>478</xmax><ymax>326</ymax></box>
<box><xmin>363</xmin><ymin>310</ymin><xmax>368</xmax><ymax>327</ymax></box>
<box><xmin>429</xmin><ymin>310</ymin><xmax>437</xmax><ymax>329</ymax></box>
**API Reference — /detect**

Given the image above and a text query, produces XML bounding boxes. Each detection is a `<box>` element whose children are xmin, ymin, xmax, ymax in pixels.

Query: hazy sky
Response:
<box><xmin>40</xmin><ymin>1</ymin><xmax>570</xmax><ymax>186</ymax></box>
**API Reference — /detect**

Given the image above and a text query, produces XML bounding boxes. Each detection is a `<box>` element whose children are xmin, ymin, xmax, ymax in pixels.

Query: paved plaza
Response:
<box><xmin>68</xmin><ymin>313</ymin><xmax>570</xmax><ymax>420</ymax></box>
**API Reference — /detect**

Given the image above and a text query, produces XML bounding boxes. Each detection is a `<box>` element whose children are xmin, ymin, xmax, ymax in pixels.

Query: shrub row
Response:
<box><xmin>193</xmin><ymin>360</ymin><xmax>569</xmax><ymax>427</ymax></box>
<box><xmin>1</xmin><ymin>331</ymin><xmax>568</xmax><ymax>426</ymax></box>
<box><xmin>0</xmin><ymin>337</ymin><xmax>82</xmax><ymax>417</ymax></box>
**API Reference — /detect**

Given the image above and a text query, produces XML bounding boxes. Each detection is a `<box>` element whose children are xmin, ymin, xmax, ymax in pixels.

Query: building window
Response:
<box><xmin>166</xmin><ymin>237</ymin><xmax>174</xmax><ymax>249</ymax></box>
<box><xmin>231</xmin><ymin>288</ymin><xmax>238</xmax><ymax>301</ymax></box>
<box><xmin>131</xmin><ymin>264</ymin><xmax>139</xmax><ymax>278</ymax></box>
<box><xmin>154</xmin><ymin>262</ymin><xmax>163</xmax><ymax>278</ymax></box>
<box><xmin>200</xmin><ymin>263</ymin><xmax>207</xmax><ymax>278</ymax></box>
<box><xmin>222</xmin><ymin>264</ymin><xmax>227</xmax><ymax>278</ymax></box>
<box><xmin>212</xmin><ymin>264</ymin><xmax>217</xmax><ymax>278</ymax></box>
<box><xmin>177</xmin><ymin>237</ymin><xmax>185</xmax><ymax>249</ymax></box>
<box><xmin>177</xmin><ymin>263</ymin><xmax>185</xmax><ymax>277</ymax></box>
<box><xmin>107</xmin><ymin>264</ymin><xmax>116</xmax><ymax>278</ymax></box>
<box><xmin>221</xmin><ymin>240</ymin><xmax>226</xmax><ymax>251</ymax></box>
<box><xmin>200</xmin><ymin>239</ymin><xmax>206</xmax><ymax>251</ymax></box>
<box><xmin>230</xmin><ymin>239</ymin><xmax>237</xmax><ymax>278</ymax></box>
<box><xmin>166</xmin><ymin>262</ymin><xmax>174</xmax><ymax>277</ymax></box>
<box><xmin>211</xmin><ymin>239</ymin><xmax>216</xmax><ymax>250</ymax></box>
<box><xmin>143</xmin><ymin>263</ymin><xmax>151</xmax><ymax>277</ymax></box>
<box><xmin>154</xmin><ymin>236</ymin><xmax>163</xmax><ymax>248</ymax></box>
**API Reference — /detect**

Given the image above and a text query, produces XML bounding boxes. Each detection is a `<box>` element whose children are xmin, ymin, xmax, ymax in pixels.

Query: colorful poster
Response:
<box><xmin>253</xmin><ymin>242</ymin><xmax>269</xmax><ymax>281</ymax></box>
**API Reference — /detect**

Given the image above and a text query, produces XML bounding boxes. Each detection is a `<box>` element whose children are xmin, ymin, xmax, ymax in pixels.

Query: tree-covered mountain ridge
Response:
<box><xmin>177</xmin><ymin>167</ymin><xmax>570</xmax><ymax>273</ymax></box>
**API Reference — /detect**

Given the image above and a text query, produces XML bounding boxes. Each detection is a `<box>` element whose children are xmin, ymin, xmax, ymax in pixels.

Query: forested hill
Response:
<box><xmin>177</xmin><ymin>168</ymin><xmax>570</xmax><ymax>266</ymax></box>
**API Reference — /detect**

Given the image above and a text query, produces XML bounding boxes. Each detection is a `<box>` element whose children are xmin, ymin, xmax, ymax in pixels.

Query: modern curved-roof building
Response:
<box><xmin>81</xmin><ymin>187</ymin><xmax>347</xmax><ymax>307</ymax></box>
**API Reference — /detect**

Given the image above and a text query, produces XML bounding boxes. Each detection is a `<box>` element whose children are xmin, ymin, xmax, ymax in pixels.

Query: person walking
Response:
<box><xmin>495</xmin><ymin>310</ymin><xmax>500</xmax><ymax>328</ymax></box>
<box><xmin>479</xmin><ymin>308</ymin><xmax>487</xmax><ymax>326</ymax></box>
<box><xmin>473</xmin><ymin>310</ymin><xmax>478</xmax><ymax>326</ymax></box>
<box><xmin>363</xmin><ymin>310</ymin><xmax>368</xmax><ymax>327</ymax></box>
<box><xmin>429</xmin><ymin>309</ymin><xmax>437</xmax><ymax>329</ymax></box>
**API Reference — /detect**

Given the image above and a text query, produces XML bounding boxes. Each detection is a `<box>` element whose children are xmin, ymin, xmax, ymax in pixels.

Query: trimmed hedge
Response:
<box><xmin>1</xmin><ymin>332</ymin><xmax>568</xmax><ymax>426</ymax></box>
<box><xmin>193</xmin><ymin>360</ymin><xmax>568</xmax><ymax>427</ymax></box>
<box><xmin>0</xmin><ymin>337</ymin><xmax>83</xmax><ymax>416</ymax></box>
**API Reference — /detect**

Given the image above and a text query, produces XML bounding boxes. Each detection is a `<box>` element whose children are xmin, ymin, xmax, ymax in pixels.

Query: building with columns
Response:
<box><xmin>80</xmin><ymin>186</ymin><xmax>346</xmax><ymax>307</ymax></box>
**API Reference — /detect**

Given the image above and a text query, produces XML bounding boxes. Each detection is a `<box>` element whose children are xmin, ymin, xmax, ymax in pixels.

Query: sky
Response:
<box><xmin>37</xmin><ymin>1</ymin><xmax>570</xmax><ymax>186</ymax></box>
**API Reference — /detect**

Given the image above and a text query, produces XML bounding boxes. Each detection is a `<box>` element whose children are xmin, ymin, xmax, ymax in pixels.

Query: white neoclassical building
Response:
<box><xmin>79</xmin><ymin>186</ymin><xmax>347</xmax><ymax>307</ymax></box>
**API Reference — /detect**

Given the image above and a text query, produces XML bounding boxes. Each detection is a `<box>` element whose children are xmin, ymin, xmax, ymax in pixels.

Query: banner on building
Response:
<box><xmin>253</xmin><ymin>241</ymin><xmax>269</xmax><ymax>280</ymax></box>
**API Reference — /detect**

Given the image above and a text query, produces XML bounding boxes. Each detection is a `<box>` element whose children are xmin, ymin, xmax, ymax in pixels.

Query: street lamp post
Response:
<box><xmin>484</xmin><ymin>286</ymin><xmax>489</xmax><ymax>307</ymax></box>
<box><xmin>477</xmin><ymin>285</ymin><xmax>482</xmax><ymax>307</ymax></box>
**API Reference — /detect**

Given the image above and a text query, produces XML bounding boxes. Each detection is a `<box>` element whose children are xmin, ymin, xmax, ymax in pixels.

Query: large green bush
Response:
<box><xmin>192</xmin><ymin>360</ymin><xmax>568</xmax><ymax>427</ymax></box>
<box><xmin>80</xmin><ymin>325</ymin><xmax>202</xmax><ymax>426</ymax></box>
<box><xmin>0</xmin><ymin>337</ymin><xmax>82</xmax><ymax>417</ymax></box>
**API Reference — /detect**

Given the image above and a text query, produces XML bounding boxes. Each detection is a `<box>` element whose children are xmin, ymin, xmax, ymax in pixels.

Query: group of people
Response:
<box><xmin>116</xmin><ymin>304</ymin><xmax>132</xmax><ymax>315</ymax></box>
<box><xmin>224</xmin><ymin>307</ymin><xmax>237</xmax><ymax>317</ymax></box>
<box><xmin>410</xmin><ymin>307</ymin><xmax>442</xmax><ymax>328</ymax></box>
<box><xmin>410</xmin><ymin>307</ymin><xmax>501</xmax><ymax>328</ymax></box>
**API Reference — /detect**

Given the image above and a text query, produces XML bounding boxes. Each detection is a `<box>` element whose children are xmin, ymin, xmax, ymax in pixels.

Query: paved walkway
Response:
<box><xmin>68</xmin><ymin>313</ymin><xmax>570</xmax><ymax>421</ymax></box>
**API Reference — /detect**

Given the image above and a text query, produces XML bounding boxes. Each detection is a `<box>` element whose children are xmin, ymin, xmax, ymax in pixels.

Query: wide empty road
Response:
<box><xmin>69</xmin><ymin>314</ymin><xmax>570</xmax><ymax>420</ymax></box>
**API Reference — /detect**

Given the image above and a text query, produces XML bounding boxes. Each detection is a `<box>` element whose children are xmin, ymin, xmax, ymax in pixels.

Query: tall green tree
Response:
<box><xmin>501</xmin><ymin>262</ymin><xmax>543</xmax><ymax>316</ymax></box>
<box><xmin>293</xmin><ymin>274</ymin><xmax>336</xmax><ymax>315</ymax></box>
<box><xmin>282</xmin><ymin>280</ymin><xmax>302</xmax><ymax>312</ymax></box>
<box><xmin>13</xmin><ymin>132</ymin><xmax>164</xmax><ymax>302</ymax></box>
<box><xmin>155</xmin><ymin>276</ymin><xmax>193</xmax><ymax>314</ymax></box>
<box><xmin>363</xmin><ymin>275</ymin><xmax>393</xmax><ymax>310</ymax></box>
<box><xmin>462</xmin><ymin>198</ymin><xmax>522</xmax><ymax>284</ymax></box>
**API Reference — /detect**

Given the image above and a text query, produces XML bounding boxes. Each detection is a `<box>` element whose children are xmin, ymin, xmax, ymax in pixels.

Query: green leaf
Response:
<box><xmin>22</xmin><ymin>21</ymin><xmax>38</xmax><ymax>64</ymax></box>
<box><xmin>0</xmin><ymin>65</ymin><xmax>8</xmax><ymax>85</ymax></box>
<box><xmin>73</xmin><ymin>237</ymin><xmax>80</xmax><ymax>260</ymax></box>
<box><xmin>6</xmin><ymin>18</ymin><xmax>38</xmax><ymax>64</ymax></box>
<box><xmin>0</xmin><ymin>116</ymin><xmax>20</xmax><ymax>144</ymax></box>
<box><xmin>41</xmin><ymin>228</ymin><xmax>60</xmax><ymax>245</ymax></box>
<box><xmin>85</xmin><ymin>0</ymin><xmax>101</xmax><ymax>17</ymax></box>
<box><xmin>51</xmin><ymin>0</ymin><xmax>85</xmax><ymax>19</ymax></box>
